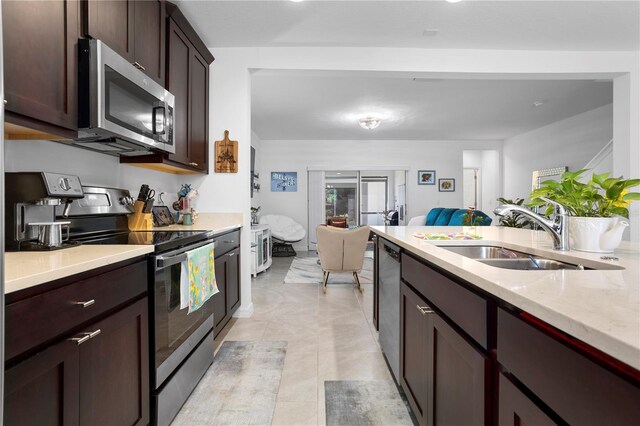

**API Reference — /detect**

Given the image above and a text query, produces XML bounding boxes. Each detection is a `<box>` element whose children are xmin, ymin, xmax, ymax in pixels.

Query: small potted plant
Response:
<box><xmin>251</xmin><ymin>206</ymin><xmax>261</xmax><ymax>225</ymax></box>
<box><xmin>496</xmin><ymin>197</ymin><xmax>532</xmax><ymax>228</ymax></box>
<box><xmin>529</xmin><ymin>170</ymin><xmax>640</xmax><ymax>252</ymax></box>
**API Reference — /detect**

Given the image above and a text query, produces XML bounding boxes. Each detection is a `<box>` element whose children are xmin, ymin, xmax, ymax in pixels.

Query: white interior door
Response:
<box><xmin>463</xmin><ymin>168</ymin><xmax>479</xmax><ymax>210</ymax></box>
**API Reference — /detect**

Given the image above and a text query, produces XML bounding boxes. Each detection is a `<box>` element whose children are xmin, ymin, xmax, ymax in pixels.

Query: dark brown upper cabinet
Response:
<box><xmin>2</xmin><ymin>0</ymin><xmax>79</xmax><ymax>139</ymax></box>
<box><xmin>83</xmin><ymin>0</ymin><xmax>165</xmax><ymax>86</ymax></box>
<box><xmin>165</xmin><ymin>5</ymin><xmax>213</xmax><ymax>173</ymax></box>
<box><xmin>121</xmin><ymin>2</ymin><xmax>213</xmax><ymax>174</ymax></box>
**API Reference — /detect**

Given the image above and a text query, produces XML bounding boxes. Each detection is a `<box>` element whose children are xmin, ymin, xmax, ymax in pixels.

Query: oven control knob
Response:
<box><xmin>59</xmin><ymin>177</ymin><xmax>71</xmax><ymax>191</ymax></box>
<box><xmin>120</xmin><ymin>196</ymin><xmax>135</xmax><ymax>206</ymax></box>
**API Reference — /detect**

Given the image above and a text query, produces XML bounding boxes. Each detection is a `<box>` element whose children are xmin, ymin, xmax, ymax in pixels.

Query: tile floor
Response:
<box><xmin>181</xmin><ymin>252</ymin><xmax>393</xmax><ymax>425</ymax></box>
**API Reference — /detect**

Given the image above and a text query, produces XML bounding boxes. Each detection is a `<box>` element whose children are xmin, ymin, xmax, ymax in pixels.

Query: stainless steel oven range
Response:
<box><xmin>55</xmin><ymin>184</ymin><xmax>214</xmax><ymax>426</ymax></box>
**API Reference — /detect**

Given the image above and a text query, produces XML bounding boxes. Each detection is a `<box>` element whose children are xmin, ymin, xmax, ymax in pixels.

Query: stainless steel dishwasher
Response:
<box><xmin>377</xmin><ymin>237</ymin><xmax>401</xmax><ymax>382</ymax></box>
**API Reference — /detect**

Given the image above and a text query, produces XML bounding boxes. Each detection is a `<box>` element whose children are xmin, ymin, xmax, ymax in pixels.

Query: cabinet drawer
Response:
<box><xmin>402</xmin><ymin>253</ymin><xmax>487</xmax><ymax>348</ymax></box>
<box><xmin>6</xmin><ymin>261</ymin><xmax>147</xmax><ymax>361</ymax></box>
<box><xmin>215</xmin><ymin>229</ymin><xmax>240</xmax><ymax>256</ymax></box>
<box><xmin>497</xmin><ymin>308</ymin><xmax>640</xmax><ymax>424</ymax></box>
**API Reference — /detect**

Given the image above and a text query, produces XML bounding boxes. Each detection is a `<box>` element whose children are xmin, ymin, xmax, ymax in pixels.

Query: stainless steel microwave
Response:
<box><xmin>76</xmin><ymin>39</ymin><xmax>175</xmax><ymax>156</ymax></box>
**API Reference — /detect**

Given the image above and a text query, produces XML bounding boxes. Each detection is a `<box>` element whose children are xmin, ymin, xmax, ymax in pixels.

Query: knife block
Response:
<box><xmin>128</xmin><ymin>200</ymin><xmax>153</xmax><ymax>231</ymax></box>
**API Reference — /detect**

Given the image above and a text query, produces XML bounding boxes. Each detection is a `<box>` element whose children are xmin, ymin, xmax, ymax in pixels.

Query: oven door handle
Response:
<box><xmin>156</xmin><ymin>241</ymin><xmax>216</xmax><ymax>269</ymax></box>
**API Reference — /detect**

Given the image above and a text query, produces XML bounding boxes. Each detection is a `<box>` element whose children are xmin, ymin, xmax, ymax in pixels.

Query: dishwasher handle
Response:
<box><xmin>382</xmin><ymin>244</ymin><xmax>401</xmax><ymax>262</ymax></box>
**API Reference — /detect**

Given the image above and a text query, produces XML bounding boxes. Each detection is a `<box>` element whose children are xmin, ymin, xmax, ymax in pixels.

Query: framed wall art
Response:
<box><xmin>271</xmin><ymin>172</ymin><xmax>298</xmax><ymax>192</ymax></box>
<box><xmin>438</xmin><ymin>178</ymin><xmax>455</xmax><ymax>192</ymax></box>
<box><xmin>418</xmin><ymin>170</ymin><xmax>436</xmax><ymax>185</ymax></box>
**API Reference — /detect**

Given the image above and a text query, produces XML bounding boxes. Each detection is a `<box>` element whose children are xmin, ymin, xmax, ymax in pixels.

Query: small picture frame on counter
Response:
<box><xmin>152</xmin><ymin>206</ymin><xmax>176</xmax><ymax>226</ymax></box>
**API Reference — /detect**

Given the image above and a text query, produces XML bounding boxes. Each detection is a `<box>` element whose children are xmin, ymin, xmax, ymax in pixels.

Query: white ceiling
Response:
<box><xmin>174</xmin><ymin>1</ymin><xmax>625</xmax><ymax>141</ymax></box>
<box><xmin>175</xmin><ymin>1</ymin><xmax>639</xmax><ymax>51</ymax></box>
<box><xmin>251</xmin><ymin>72</ymin><xmax>613</xmax><ymax>140</ymax></box>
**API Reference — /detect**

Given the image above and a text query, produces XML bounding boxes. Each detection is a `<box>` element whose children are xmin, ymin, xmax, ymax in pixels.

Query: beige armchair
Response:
<box><xmin>316</xmin><ymin>225</ymin><xmax>370</xmax><ymax>294</ymax></box>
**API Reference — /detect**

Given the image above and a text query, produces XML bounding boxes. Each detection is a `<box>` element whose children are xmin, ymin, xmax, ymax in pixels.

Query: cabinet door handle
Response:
<box><xmin>416</xmin><ymin>305</ymin><xmax>434</xmax><ymax>315</ymax></box>
<box><xmin>223</xmin><ymin>240</ymin><xmax>234</xmax><ymax>243</ymax></box>
<box><xmin>227</xmin><ymin>252</ymin><xmax>235</xmax><ymax>257</ymax></box>
<box><xmin>133</xmin><ymin>61</ymin><xmax>146</xmax><ymax>71</ymax></box>
<box><xmin>73</xmin><ymin>299</ymin><xmax>95</xmax><ymax>308</ymax></box>
<box><xmin>189</xmin><ymin>162</ymin><xmax>199</xmax><ymax>167</ymax></box>
<box><xmin>68</xmin><ymin>329</ymin><xmax>101</xmax><ymax>345</ymax></box>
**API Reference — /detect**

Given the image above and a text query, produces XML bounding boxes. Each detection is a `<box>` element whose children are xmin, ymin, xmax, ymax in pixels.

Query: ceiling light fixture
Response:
<box><xmin>359</xmin><ymin>117</ymin><xmax>382</xmax><ymax>130</ymax></box>
<box><xmin>446</xmin><ymin>0</ymin><xmax>462</xmax><ymax>3</ymax></box>
<box><xmin>290</xmin><ymin>0</ymin><xmax>304</xmax><ymax>2</ymax></box>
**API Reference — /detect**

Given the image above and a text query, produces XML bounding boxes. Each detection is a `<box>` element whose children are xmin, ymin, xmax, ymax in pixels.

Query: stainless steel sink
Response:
<box><xmin>476</xmin><ymin>258</ymin><xmax>584</xmax><ymax>271</ymax></box>
<box><xmin>442</xmin><ymin>245</ymin><xmax>589</xmax><ymax>270</ymax></box>
<box><xmin>443</xmin><ymin>246</ymin><xmax>529</xmax><ymax>260</ymax></box>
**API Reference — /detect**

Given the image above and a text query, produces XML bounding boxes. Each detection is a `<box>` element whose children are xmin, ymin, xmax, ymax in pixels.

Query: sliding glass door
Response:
<box><xmin>325</xmin><ymin>171</ymin><xmax>359</xmax><ymax>227</ymax></box>
<box><xmin>360</xmin><ymin>177</ymin><xmax>388</xmax><ymax>226</ymax></box>
<box><xmin>308</xmin><ymin>169</ymin><xmax>408</xmax><ymax>249</ymax></box>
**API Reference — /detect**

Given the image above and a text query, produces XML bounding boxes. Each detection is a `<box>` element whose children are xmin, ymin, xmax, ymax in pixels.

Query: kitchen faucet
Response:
<box><xmin>494</xmin><ymin>197</ymin><xmax>570</xmax><ymax>251</ymax></box>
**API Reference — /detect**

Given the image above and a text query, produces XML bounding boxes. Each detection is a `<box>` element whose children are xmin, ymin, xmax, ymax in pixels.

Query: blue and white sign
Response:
<box><xmin>271</xmin><ymin>172</ymin><xmax>298</xmax><ymax>192</ymax></box>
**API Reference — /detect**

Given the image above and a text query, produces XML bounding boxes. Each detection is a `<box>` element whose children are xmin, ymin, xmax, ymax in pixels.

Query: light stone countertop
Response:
<box><xmin>371</xmin><ymin>225</ymin><xmax>640</xmax><ymax>371</ymax></box>
<box><xmin>155</xmin><ymin>212</ymin><xmax>243</xmax><ymax>233</ymax></box>
<box><xmin>5</xmin><ymin>212</ymin><xmax>244</xmax><ymax>295</ymax></box>
<box><xmin>5</xmin><ymin>245</ymin><xmax>154</xmax><ymax>294</ymax></box>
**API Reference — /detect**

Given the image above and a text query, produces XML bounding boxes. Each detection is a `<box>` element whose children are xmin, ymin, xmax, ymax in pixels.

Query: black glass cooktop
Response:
<box><xmin>71</xmin><ymin>230</ymin><xmax>213</xmax><ymax>252</ymax></box>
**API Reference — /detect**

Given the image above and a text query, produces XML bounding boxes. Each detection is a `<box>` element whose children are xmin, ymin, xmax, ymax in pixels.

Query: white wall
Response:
<box><xmin>4</xmin><ymin>140</ymin><xmax>196</xmax><ymax>208</ymax></box>
<box><xmin>258</xmin><ymin>139</ymin><xmax>502</xmax><ymax>249</ymax></box>
<box><xmin>503</xmin><ymin>104</ymin><xmax>613</xmax><ymax>201</ymax></box>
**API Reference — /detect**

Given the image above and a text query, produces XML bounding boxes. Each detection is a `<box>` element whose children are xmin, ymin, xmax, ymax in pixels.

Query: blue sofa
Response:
<box><xmin>409</xmin><ymin>208</ymin><xmax>492</xmax><ymax>226</ymax></box>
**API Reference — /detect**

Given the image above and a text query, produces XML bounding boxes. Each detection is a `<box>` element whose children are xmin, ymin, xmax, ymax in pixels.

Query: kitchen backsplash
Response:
<box><xmin>5</xmin><ymin>139</ymin><xmax>205</xmax><ymax>209</ymax></box>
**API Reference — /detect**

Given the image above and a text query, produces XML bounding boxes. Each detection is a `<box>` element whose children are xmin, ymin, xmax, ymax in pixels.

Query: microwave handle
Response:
<box><xmin>152</xmin><ymin>102</ymin><xmax>167</xmax><ymax>136</ymax></box>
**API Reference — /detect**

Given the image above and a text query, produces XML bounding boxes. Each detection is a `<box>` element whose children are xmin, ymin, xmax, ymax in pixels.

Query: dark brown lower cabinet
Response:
<box><xmin>498</xmin><ymin>374</ymin><xmax>555</xmax><ymax>426</ymax></box>
<box><xmin>212</xmin><ymin>255</ymin><xmax>228</xmax><ymax>334</ymax></box>
<box><xmin>4</xmin><ymin>298</ymin><xmax>148</xmax><ymax>426</ymax></box>
<box><xmin>226</xmin><ymin>247</ymin><xmax>241</xmax><ymax>313</ymax></box>
<box><xmin>498</xmin><ymin>308</ymin><xmax>640</xmax><ymax>424</ymax></box>
<box><xmin>213</xmin><ymin>246</ymin><xmax>241</xmax><ymax>336</ymax></box>
<box><xmin>400</xmin><ymin>282</ymin><xmax>488</xmax><ymax>426</ymax></box>
<box><xmin>429</xmin><ymin>306</ymin><xmax>488</xmax><ymax>425</ymax></box>
<box><xmin>79</xmin><ymin>298</ymin><xmax>149</xmax><ymax>426</ymax></box>
<box><xmin>400</xmin><ymin>282</ymin><xmax>429</xmax><ymax>424</ymax></box>
<box><xmin>4</xmin><ymin>339</ymin><xmax>80</xmax><ymax>426</ymax></box>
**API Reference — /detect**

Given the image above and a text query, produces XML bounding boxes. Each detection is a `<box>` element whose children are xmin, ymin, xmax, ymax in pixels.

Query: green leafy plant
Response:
<box><xmin>496</xmin><ymin>197</ymin><xmax>533</xmax><ymax>228</ymax></box>
<box><xmin>529</xmin><ymin>169</ymin><xmax>640</xmax><ymax>218</ymax></box>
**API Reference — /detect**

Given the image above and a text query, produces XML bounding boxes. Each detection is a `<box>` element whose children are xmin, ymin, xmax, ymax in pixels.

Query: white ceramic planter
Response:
<box><xmin>568</xmin><ymin>216</ymin><xmax>629</xmax><ymax>253</ymax></box>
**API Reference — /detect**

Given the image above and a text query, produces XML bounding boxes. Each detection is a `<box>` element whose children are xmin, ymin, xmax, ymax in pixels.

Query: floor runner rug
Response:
<box><xmin>325</xmin><ymin>380</ymin><xmax>413</xmax><ymax>425</ymax></box>
<box><xmin>283</xmin><ymin>256</ymin><xmax>373</xmax><ymax>285</ymax></box>
<box><xmin>171</xmin><ymin>341</ymin><xmax>287</xmax><ymax>425</ymax></box>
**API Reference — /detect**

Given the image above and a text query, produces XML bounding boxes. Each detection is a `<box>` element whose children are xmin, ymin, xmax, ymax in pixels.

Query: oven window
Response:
<box><xmin>154</xmin><ymin>262</ymin><xmax>213</xmax><ymax>369</ymax></box>
<box><xmin>104</xmin><ymin>65</ymin><xmax>158</xmax><ymax>139</ymax></box>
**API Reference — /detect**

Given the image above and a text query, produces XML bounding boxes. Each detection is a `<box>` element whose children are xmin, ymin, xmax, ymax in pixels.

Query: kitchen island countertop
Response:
<box><xmin>371</xmin><ymin>225</ymin><xmax>640</xmax><ymax>371</ymax></box>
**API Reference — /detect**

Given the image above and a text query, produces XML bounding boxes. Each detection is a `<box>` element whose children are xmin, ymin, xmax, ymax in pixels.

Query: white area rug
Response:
<box><xmin>284</xmin><ymin>256</ymin><xmax>373</xmax><ymax>285</ymax></box>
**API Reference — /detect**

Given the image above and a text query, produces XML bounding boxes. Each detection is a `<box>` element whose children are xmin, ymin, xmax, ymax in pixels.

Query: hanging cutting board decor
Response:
<box><xmin>214</xmin><ymin>130</ymin><xmax>239</xmax><ymax>173</ymax></box>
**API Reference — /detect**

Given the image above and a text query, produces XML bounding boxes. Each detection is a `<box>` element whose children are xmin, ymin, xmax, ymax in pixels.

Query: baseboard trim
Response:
<box><xmin>233</xmin><ymin>302</ymin><xmax>254</xmax><ymax>318</ymax></box>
